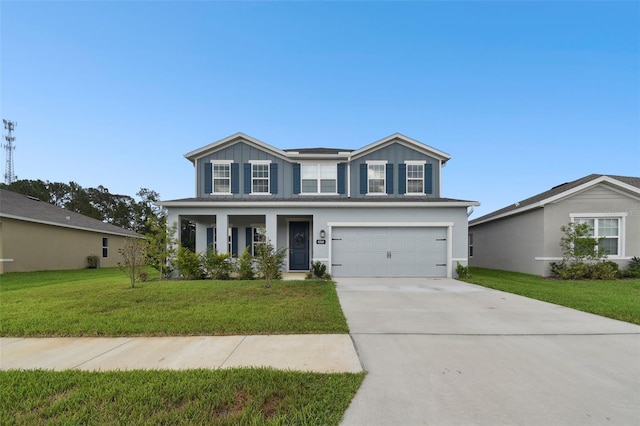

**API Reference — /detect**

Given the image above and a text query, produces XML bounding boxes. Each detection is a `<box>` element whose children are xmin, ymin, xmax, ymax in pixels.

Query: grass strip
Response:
<box><xmin>461</xmin><ymin>267</ymin><xmax>640</xmax><ymax>325</ymax></box>
<box><xmin>0</xmin><ymin>368</ymin><xmax>365</xmax><ymax>425</ymax></box>
<box><xmin>0</xmin><ymin>268</ymin><xmax>349</xmax><ymax>337</ymax></box>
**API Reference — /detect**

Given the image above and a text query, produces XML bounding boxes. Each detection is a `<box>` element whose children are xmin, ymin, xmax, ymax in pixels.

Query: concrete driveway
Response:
<box><xmin>336</xmin><ymin>278</ymin><xmax>640</xmax><ymax>426</ymax></box>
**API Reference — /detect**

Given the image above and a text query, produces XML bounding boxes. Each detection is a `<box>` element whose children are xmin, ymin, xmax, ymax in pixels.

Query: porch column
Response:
<box><xmin>265</xmin><ymin>213</ymin><xmax>277</xmax><ymax>249</ymax></box>
<box><xmin>195</xmin><ymin>222</ymin><xmax>209</xmax><ymax>254</ymax></box>
<box><xmin>216</xmin><ymin>214</ymin><xmax>229</xmax><ymax>254</ymax></box>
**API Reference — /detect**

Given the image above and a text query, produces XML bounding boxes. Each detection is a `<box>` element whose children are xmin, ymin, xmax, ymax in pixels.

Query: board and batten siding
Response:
<box><xmin>197</xmin><ymin>142</ymin><xmax>293</xmax><ymax>198</ymax></box>
<box><xmin>350</xmin><ymin>143</ymin><xmax>441</xmax><ymax>198</ymax></box>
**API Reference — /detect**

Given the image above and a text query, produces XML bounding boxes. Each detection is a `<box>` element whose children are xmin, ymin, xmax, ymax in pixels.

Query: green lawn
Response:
<box><xmin>460</xmin><ymin>267</ymin><xmax>640</xmax><ymax>325</ymax></box>
<box><xmin>0</xmin><ymin>268</ymin><xmax>349</xmax><ymax>336</ymax></box>
<box><xmin>0</xmin><ymin>369</ymin><xmax>365</xmax><ymax>425</ymax></box>
<box><xmin>1</xmin><ymin>268</ymin><xmax>363</xmax><ymax>425</ymax></box>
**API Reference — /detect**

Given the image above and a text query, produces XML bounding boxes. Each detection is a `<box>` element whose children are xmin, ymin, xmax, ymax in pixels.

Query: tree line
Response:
<box><xmin>0</xmin><ymin>179</ymin><xmax>162</xmax><ymax>234</ymax></box>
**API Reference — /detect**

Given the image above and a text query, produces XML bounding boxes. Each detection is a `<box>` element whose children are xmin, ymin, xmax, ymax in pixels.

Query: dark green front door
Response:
<box><xmin>289</xmin><ymin>222</ymin><xmax>309</xmax><ymax>270</ymax></box>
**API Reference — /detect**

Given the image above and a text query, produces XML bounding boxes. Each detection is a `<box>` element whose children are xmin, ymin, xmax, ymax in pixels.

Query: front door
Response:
<box><xmin>289</xmin><ymin>222</ymin><xmax>309</xmax><ymax>271</ymax></box>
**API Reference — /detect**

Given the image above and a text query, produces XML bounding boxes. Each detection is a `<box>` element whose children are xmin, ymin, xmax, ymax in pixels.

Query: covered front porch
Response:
<box><xmin>169</xmin><ymin>211</ymin><xmax>315</xmax><ymax>272</ymax></box>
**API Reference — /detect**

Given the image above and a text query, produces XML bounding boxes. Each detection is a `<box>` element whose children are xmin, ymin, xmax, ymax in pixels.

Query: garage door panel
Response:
<box><xmin>332</xmin><ymin>227</ymin><xmax>448</xmax><ymax>278</ymax></box>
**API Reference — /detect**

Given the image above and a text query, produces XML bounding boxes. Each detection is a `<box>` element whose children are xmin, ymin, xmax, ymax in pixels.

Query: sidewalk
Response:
<box><xmin>0</xmin><ymin>335</ymin><xmax>363</xmax><ymax>373</ymax></box>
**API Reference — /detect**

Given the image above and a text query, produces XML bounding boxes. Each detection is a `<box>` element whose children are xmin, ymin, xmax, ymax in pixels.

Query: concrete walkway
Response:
<box><xmin>336</xmin><ymin>277</ymin><xmax>640</xmax><ymax>426</ymax></box>
<box><xmin>0</xmin><ymin>334</ymin><xmax>362</xmax><ymax>373</ymax></box>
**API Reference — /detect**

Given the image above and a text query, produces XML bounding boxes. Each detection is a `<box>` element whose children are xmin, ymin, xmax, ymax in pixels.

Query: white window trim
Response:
<box><xmin>569</xmin><ymin>212</ymin><xmax>627</xmax><ymax>258</ymax></box>
<box><xmin>210</xmin><ymin>160</ymin><xmax>233</xmax><ymax>195</ymax></box>
<box><xmin>366</xmin><ymin>160</ymin><xmax>387</xmax><ymax>196</ymax></box>
<box><xmin>404</xmin><ymin>160</ymin><xmax>425</xmax><ymax>196</ymax></box>
<box><xmin>300</xmin><ymin>162</ymin><xmax>338</xmax><ymax>195</ymax></box>
<box><xmin>249</xmin><ymin>160</ymin><xmax>271</xmax><ymax>195</ymax></box>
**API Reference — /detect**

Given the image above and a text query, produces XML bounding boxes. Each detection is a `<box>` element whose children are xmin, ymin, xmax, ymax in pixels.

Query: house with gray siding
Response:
<box><xmin>468</xmin><ymin>174</ymin><xmax>640</xmax><ymax>276</ymax></box>
<box><xmin>159</xmin><ymin>132</ymin><xmax>478</xmax><ymax>278</ymax></box>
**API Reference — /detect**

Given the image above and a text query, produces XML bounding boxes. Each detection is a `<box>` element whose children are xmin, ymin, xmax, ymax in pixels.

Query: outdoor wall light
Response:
<box><xmin>319</xmin><ymin>230</ymin><xmax>326</xmax><ymax>238</ymax></box>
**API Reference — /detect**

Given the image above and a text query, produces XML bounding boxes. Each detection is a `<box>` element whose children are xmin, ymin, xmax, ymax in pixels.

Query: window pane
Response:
<box><xmin>252</xmin><ymin>164</ymin><xmax>269</xmax><ymax>178</ymax></box>
<box><xmin>320</xmin><ymin>164</ymin><xmax>337</xmax><ymax>179</ymax></box>
<box><xmin>598</xmin><ymin>219</ymin><xmax>618</xmax><ymax>237</ymax></box>
<box><xmin>301</xmin><ymin>165</ymin><xmax>317</xmax><ymax>179</ymax></box>
<box><xmin>599</xmin><ymin>238</ymin><xmax>618</xmax><ymax>255</ymax></box>
<box><xmin>576</xmin><ymin>218</ymin><xmax>595</xmax><ymax>235</ymax></box>
<box><xmin>369</xmin><ymin>179</ymin><xmax>384</xmax><ymax>193</ymax></box>
<box><xmin>301</xmin><ymin>180</ymin><xmax>317</xmax><ymax>193</ymax></box>
<box><xmin>320</xmin><ymin>179</ymin><xmax>336</xmax><ymax>193</ymax></box>
<box><xmin>214</xmin><ymin>180</ymin><xmax>230</xmax><ymax>193</ymax></box>
<box><xmin>407</xmin><ymin>180</ymin><xmax>423</xmax><ymax>193</ymax></box>
<box><xmin>407</xmin><ymin>164</ymin><xmax>423</xmax><ymax>179</ymax></box>
<box><xmin>213</xmin><ymin>164</ymin><xmax>229</xmax><ymax>177</ymax></box>
<box><xmin>368</xmin><ymin>164</ymin><xmax>385</xmax><ymax>179</ymax></box>
<box><xmin>253</xmin><ymin>179</ymin><xmax>269</xmax><ymax>193</ymax></box>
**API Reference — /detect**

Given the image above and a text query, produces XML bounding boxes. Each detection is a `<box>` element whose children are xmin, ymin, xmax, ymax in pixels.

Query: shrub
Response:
<box><xmin>456</xmin><ymin>262</ymin><xmax>470</xmax><ymax>278</ymax></box>
<box><xmin>237</xmin><ymin>247</ymin><xmax>255</xmax><ymax>280</ymax></box>
<box><xmin>551</xmin><ymin>261</ymin><xmax>590</xmax><ymax>280</ymax></box>
<box><xmin>174</xmin><ymin>246</ymin><xmax>202</xmax><ymax>280</ymax></box>
<box><xmin>588</xmin><ymin>261</ymin><xmax>619</xmax><ymax>280</ymax></box>
<box><xmin>201</xmin><ymin>250</ymin><xmax>235</xmax><ymax>280</ymax></box>
<box><xmin>310</xmin><ymin>261</ymin><xmax>329</xmax><ymax>279</ymax></box>
<box><xmin>623</xmin><ymin>256</ymin><xmax>640</xmax><ymax>278</ymax></box>
<box><xmin>87</xmin><ymin>255</ymin><xmax>99</xmax><ymax>269</ymax></box>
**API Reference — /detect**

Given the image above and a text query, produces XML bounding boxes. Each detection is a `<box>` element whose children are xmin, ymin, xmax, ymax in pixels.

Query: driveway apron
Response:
<box><xmin>336</xmin><ymin>278</ymin><xmax>640</xmax><ymax>426</ymax></box>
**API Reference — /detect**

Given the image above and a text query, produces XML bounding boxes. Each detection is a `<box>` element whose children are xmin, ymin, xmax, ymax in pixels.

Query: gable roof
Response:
<box><xmin>184</xmin><ymin>132</ymin><xmax>290</xmax><ymax>163</ymax></box>
<box><xmin>185</xmin><ymin>132</ymin><xmax>451</xmax><ymax>163</ymax></box>
<box><xmin>0</xmin><ymin>189</ymin><xmax>142</xmax><ymax>238</ymax></box>
<box><xmin>470</xmin><ymin>174</ymin><xmax>640</xmax><ymax>226</ymax></box>
<box><xmin>350</xmin><ymin>133</ymin><xmax>452</xmax><ymax>163</ymax></box>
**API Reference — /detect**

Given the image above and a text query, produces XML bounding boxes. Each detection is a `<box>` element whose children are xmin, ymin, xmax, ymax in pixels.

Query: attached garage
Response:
<box><xmin>330</xmin><ymin>224</ymin><xmax>451</xmax><ymax>278</ymax></box>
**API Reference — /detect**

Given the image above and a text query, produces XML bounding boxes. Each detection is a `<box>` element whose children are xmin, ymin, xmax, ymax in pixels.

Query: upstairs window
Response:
<box><xmin>251</xmin><ymin>163</ymin><xmax>270</xmax><ymax>194</ymax></box>
<box><xmin>367</xmin><ymin>162</ymin><xmax>386</xmax><ymax>194</ymax></box>
<box><xmin>301</xmin><ymin>164</ymin><xmax>337</xmax><ymax>194</ymax></box>
<box><xmin>213</xmin><ymin>163</ymin><xmax>231</xmax><ymax>194</ymax></box>
<box><xmin>406</xmin><ymin>163</ymin><xmax>424</xmax><ymax>194</ymax></box>
<box><xmin>102</xmin><ymin>237</ymin><xmax>109</xmax><ymax>258</ymax></box>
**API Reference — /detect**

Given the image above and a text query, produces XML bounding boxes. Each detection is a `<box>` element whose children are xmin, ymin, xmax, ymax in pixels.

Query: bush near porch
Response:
<box><xmin>460</xmin><ymin>267</ymin><xmax>640</xmax><ymax>325</ymax></box>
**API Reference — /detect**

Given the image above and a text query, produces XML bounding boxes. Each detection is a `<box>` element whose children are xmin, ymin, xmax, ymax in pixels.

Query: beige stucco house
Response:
<box><xmin>0</xmin><ymin>188</ymin><xmax>142</xmax><ymax>274</ymax></box>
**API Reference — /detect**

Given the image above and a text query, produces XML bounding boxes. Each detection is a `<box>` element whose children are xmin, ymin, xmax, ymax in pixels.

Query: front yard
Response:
<box><xmin>460</xmin><ymin>267</ymin><xmax>640</xmax><ymax>325</ymax></box>
<box><xmin>0</xmin><ymin>268</ymin><xmax>361</xmax><ymax>425</ymax></box>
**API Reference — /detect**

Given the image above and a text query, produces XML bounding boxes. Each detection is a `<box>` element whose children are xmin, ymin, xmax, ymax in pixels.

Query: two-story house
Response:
<box><xmin>159</xmin><ymin>133</ymin><xmax>478</xmax><ymax>278</ymax></box>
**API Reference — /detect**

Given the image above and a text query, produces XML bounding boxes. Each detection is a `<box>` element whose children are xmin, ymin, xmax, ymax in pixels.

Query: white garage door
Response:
<box><xmin>331</xmin><ymin>227</ymin><xmax>448</xmax><ymax>277</ymax></box>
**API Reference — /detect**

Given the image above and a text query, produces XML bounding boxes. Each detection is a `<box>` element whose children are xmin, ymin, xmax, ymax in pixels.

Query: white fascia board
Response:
<box><xmin>0</xmin><ymin>214</ymin><xmax>143</xmax><ymax>238</ymax></box>
<box><xmin>350</xmin><ymin>133</ymin><xmax>451</xmax><ymax>163</ymax></box>
<box><xmin>470</xmin><ymin>176</ymin><xmax>640</xmax><ymax>227</ymax></box>
<box><xmin>157</xmin><ymin>200</ymin><xmax>479</xmax><ymax>208</ymax></box>
<box><xmin>286</xmin><ymin>153</ymin><xmax>351</xmax><ymax>160</ymax></box>
<box><xmin>185</xmin><ymin>133</ymin><xmax>290</xmax><ymax>162</ymax></box>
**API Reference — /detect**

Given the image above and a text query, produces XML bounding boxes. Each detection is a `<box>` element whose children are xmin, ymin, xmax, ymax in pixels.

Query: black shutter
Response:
<box><xmin>246</xmin><ymin>227</ymin><xmax>253</xmax><ymax>253</ymax></box>
<box><xmin>398</xmin><ymin>163</ymin><xmax>406</xmax><ymax>194</ymax></box>
<box><xmin>386</xmin><ymin>163</ymin><xmax>394</xmax><ymax>194</ymax></box>
<box><xmin>231</xmin><ymin>163</ymin><xmax>239</xmax><ymax>194</ymax></box>
<box><xmin>204</xmin><ymin>162</ymin><xmax>212</xmax><ymax>194</ymax></box>
<box><xmin>292</xmin><ymin>163</ymin><xmax>301</xmax><ymax>194</ymax></box>
<box><xmin>337</xmin><ymin>163</ymin><xmax>346</xmax><ymax>195</ymax></box>
<box><xmin>425</xmin><ymin>163</ymin><xmax>433</xmax><ymax>194</ymax></box>
<box><xmin>231</xmin><ymin>228</ymin><xmax>238</xmax><ymax>256</ymax></box>
<box><xmin>270</xmin><ymin>163</ymin><xmax>278</xmax><ymax>194</ymax></box>
<box><xmin>206</xmin><ymin>227</ymin><xmax>214</xmax><ymax>253</ymax></box>
<box><xmin>243</xmin><ymin>163</ymin><xmax>251</xmax><ymax>194</ymax></box>
<box><xmin>359</xmin><ymin>164</ymin><xmax>367</xmax><ymax>194</ymax></box>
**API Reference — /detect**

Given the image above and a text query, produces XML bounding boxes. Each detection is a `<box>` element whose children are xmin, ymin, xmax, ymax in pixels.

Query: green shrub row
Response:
<box><xmin>550</xmin><ymin>257</ymin><xmax>640</xmax><ymax>280</ymax></box>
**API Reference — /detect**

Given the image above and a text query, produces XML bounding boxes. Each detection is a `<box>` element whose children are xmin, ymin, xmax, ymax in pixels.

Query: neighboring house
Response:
<box><xmin>0</xmin><ymin>188</ymin><xmax>142</xmax><ymax>274</ymax></box>
<box><xmin>468</xmin><ymin>174</ymin><xmax>640</xmax><ymax>276</ymax></box>
<box><xmin>158</xmin><ymin>132</ymin><xmax>478</xmax><ymax>278</ymax></box>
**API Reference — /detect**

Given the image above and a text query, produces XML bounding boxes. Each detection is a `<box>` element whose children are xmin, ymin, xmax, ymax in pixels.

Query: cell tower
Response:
<box><xmin>3</xmin><ymin>119</ymin><xmax>17</xmax><ymax>184</ymax></box>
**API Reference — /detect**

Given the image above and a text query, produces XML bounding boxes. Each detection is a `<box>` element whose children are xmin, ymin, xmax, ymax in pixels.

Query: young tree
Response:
<box><xmin>254</xmin><ymin>236</ymin><xmax>287</xmax><ymax>288</ymax></box>
<box><xmin>559</xmin><ymin>221</ymin><xmax>605</xmax><ymax>263</ymax></box>
<box><xmin>118</xmin><ymin>238</ymin><xmax>147</xmax><ymax>288</ymax></box>
<box><xmin>145</xmin><ymin>218</ymin><xmax>178</xmax><ymax>280</ymax></box>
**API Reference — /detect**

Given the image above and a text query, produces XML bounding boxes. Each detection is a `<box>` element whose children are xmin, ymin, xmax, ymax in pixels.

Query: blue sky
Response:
<box><xmin>1</xmin><ymin>1</ymin><xmax>638</xmax><ymax>218</ymax></box>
